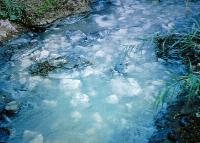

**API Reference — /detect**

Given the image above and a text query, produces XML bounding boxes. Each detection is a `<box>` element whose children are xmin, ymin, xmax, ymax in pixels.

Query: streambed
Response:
<box><xmin>0</xmin><ymin>0</ymin><xmax>200</xmax><ymax>143</ymax></box>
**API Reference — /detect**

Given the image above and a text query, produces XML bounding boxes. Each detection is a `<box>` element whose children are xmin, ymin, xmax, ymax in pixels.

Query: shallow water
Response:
<box><xmin>0</xmin><ymin>0</ymin><xmax>200</xmax><ymax>143</ymax></box>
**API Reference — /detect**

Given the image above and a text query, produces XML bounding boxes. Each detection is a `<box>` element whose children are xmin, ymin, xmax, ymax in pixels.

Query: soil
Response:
<box><xmin>150</xmin><ymin>96</ymin><xmax>200</xmax><ymax>143</ymax></box>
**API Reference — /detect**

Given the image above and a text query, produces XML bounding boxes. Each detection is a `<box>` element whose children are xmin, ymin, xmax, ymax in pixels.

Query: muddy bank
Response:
<box><xmin>150</xmin><ymin>95</ymin><xmax>200</xmax><ymax>143</ymax></box>
<box><xmin>0</xmin><ymin>0</ymin><xmax>91</xmax><ymax>42</ymax></box>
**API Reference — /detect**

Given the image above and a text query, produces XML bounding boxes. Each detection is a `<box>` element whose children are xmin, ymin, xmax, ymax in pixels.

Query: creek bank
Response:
<box><xmin>0</xmin><ymin>0</ymin><xmax>92</xmax><ymax>42</ymax></box>
<box><xmin>149</xmin><ymin>28</ymin><xmax>200</xmax><ymax>143</ymax></box>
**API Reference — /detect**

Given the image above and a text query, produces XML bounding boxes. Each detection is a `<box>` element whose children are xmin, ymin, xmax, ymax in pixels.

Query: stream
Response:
<box><xmin>0</xmin><ymin>0</ymin><xmax>200</xmax><ymax>143</ymax></box>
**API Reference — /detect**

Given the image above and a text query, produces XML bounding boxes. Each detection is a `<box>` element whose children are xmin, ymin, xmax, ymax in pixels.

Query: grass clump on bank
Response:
<box><xmin>151</xmin><ymin>23</ymin><xmax>200</xmax><ymax>143</ymax></box>
<box><xmin>155</xmin><ymin>28</ymin><xmax>200</xmax><ymax>66</ymax></box>
<box><xmin>155</xmin><ymin>25</ymin><xmax>200</xmax><ymax>106</ymax></box>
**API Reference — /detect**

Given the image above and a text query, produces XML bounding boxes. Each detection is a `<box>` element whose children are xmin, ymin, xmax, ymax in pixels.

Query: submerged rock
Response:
<box><xmin>5</xmin><ymin>101</ymin><xmax>20</xmax><ymax>114</ymax></box>
<box><xmin>66</xmin><ymin>30</ymin><xmax>87</xmax><ymax>43</ymax></box>
<box><xmin>29</xmin><ymin>61</ymin><xmax>57</xmax><ymax>76</ymax></box>
<box><xmin>29</xmin><ymin>54</ymin><xmax>92</xmax><ymax>76</ymax></box>
<box><xmin>23</xmin><ymin>130</ymin><xmax>43</xmax><ymax>143</ymax></box>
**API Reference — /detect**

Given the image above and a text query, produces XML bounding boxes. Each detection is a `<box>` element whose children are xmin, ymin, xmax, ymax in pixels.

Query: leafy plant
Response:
<box><xmin>0</xmin><ymin>0</ymin><xmax>25</xmax><ymax>21</ymax></box>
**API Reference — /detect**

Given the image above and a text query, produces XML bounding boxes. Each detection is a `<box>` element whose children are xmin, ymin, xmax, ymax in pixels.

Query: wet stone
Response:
<box><xmin>5</xmin><ymin>101</ymin><xmax>19</xmax><ymax>114</ymax></box>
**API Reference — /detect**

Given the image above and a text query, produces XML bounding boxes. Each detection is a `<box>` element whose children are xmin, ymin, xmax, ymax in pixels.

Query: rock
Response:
<box><xmin>23</xmin><ymin>130</ymin><xmax>43</xmax><ymax>143</ymax></box>
<box><xmin>5</xmin><ymin>101</ymin><xmax>19</xmax><ymax>113</ymax></box>
<box><xmin>29</xmin><ymin>58</ymin><xmax>69</xmax><ymax>76</ymax></box>
<box><xmin>179</xmin><ymin>116</ymin><xmax>190</xmax><ymax>127</ymax></box>
<box><xmin>0</xmin><ymin>19</ymin><xmax>24</xmax><ymax>42</ymax></box>
<box><xmin>0</xmin><ymin>127</ymin><xmax>10</xmax><ymax>142</ymax></box>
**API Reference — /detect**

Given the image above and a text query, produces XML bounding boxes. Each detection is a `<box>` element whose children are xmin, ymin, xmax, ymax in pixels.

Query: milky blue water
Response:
<box><xmin>0</xmin><ymin>0</ymin><xmax>200</xmax><ymax>143</ymax></box>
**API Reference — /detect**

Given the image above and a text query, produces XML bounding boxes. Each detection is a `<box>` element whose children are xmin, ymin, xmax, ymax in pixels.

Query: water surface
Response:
<box><xmin>0</xmin><ymin>0</ymin><xmax>200</xmax><ymax>143</ymax></box>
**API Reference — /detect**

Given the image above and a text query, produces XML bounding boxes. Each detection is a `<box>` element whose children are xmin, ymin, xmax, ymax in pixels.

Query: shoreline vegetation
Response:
<box><xmin>150</xmin><ymin>23</ymin><xmax>200</xmax><ymax>143</ymax></box>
